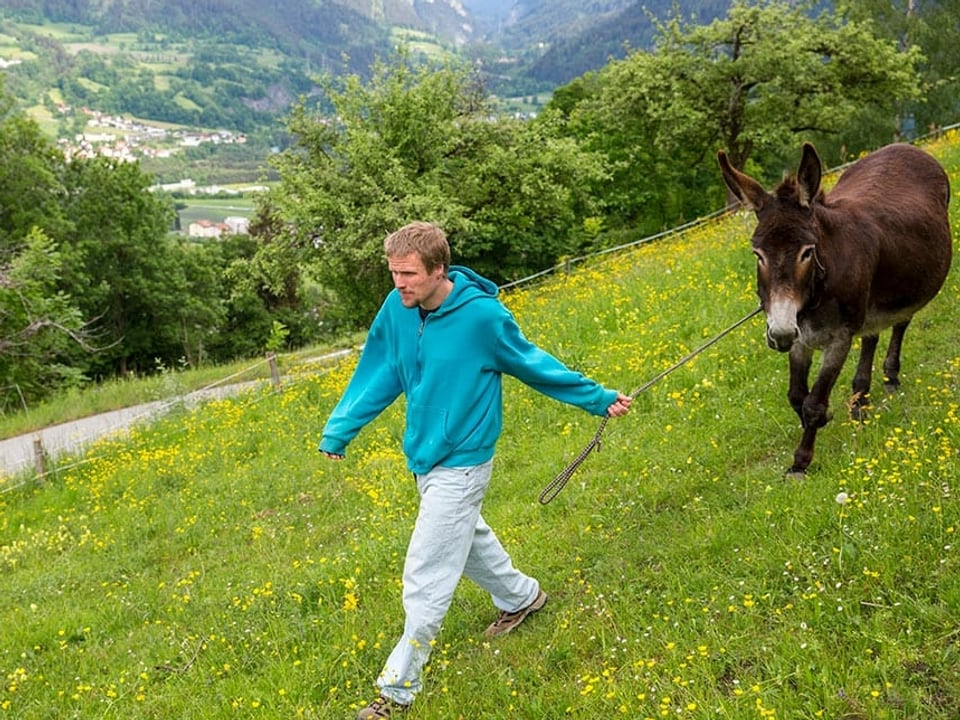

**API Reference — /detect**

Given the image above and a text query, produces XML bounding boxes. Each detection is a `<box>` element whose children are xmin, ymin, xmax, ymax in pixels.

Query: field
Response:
<box><xmin>176</xmin><ymin>197</ymin><xmax>258</xmax><ymax>227</ymax></box>
<box><xmin>1</xmin><ymin>133</ymin><xmax>959</xmax><ymax>719</ymax></box>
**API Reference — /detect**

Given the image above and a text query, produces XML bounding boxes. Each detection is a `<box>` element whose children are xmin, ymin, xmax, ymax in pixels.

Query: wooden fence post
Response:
<box><xmin>32</xmin><ymin>436</ymin><xmax>46</xmax><ymax>479</ymax></box>
<box><xmin>267</xmin><ymin>352</ymin><xmax>281</xmax><ymax>391</ymax></box>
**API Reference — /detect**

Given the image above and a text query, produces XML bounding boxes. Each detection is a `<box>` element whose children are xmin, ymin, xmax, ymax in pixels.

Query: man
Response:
<box><xmin>320</xmin><ymin>221</ymin><xmax>631</xmax><ymax>719</ymax></box>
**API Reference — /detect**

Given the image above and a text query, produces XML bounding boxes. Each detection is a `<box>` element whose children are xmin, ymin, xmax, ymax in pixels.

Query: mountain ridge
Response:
<box><xmin>0</xmin><ymin>1</ymin><xmax>718</xmax><ymax>81</ymax></box>
<box><xmin>0</xmin><ymin>0</ymin><xmax>727</xmax><ymax>183</ymax></box>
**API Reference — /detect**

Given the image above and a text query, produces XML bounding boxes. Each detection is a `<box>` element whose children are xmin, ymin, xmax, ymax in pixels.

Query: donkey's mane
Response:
<box><xmin>774</xmin><ymin>173</ymin><xmax>824</xmax><ymax>206</ymax></box>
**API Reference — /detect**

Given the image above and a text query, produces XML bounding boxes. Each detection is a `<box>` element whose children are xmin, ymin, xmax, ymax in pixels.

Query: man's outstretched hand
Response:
<box><xmin>606</xmin><ymin>392</ymin><xmax>632</xmax><ymax>417</ymax></box>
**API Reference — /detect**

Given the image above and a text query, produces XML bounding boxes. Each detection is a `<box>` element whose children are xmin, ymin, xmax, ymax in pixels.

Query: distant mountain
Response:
<box><xmin>0</xmin><ymin>0</ymin><xmax>731</xmax><ymax>149</ymax></box>
<box><xmin>1</xmin><ymin>1</ymin><xmax>729</xmax><ymax>90</ymax></box>
<box><xmin>334</xmin><ymin>0</ymin><xmax>476</xmax><ymax>45</ymax></box>
<box><xmin>0</xmin><ymin>0</ymin><xmax>734</xmax><ymax>186</ymax></box>
<box><xmin>521</xmin><ymin>0</ymin><xmax>731</xmax><ymax>86</ymax></box>
<box><xmin>460</xmin><ymin>0</ymin><xmax>516</xmax><ymax>35</ymax></box>
<box><xmin>1</xmin><ymin>1</ymin><xmax>402</xmax><ymax>74</ymax></box>
<box><xmin>495</xmin><ymin>0</ymin><xmax>638</xmax><ymax>48</ymax></box>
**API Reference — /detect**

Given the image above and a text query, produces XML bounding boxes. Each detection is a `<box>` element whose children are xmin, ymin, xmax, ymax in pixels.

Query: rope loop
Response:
<box><xmin>537</xmin><ymin>419</ymin><xmax>606</xmax><ymax>504</ymax></box>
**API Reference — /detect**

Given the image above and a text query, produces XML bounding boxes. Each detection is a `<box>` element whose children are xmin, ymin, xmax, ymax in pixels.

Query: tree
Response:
<box><xmin>205</xmin><ymin>226</ymin><xmax>318</xmax><ymax>361</ymax></box>
<box><xmin>168</xmin><ymin>239</ymin><xmax>228</xmax><ymax>367</ymax></box>
<box><xmin>0</xmin><ymin>80</ymin><xmax>90</xmax><ymax>408</ymax></box>
<box><xmin>837</xmin><ymin>0</ymin><xmax>960</xmax><ymax>135</ymax></box>
<box><xmin>261</xmin><ymin>48</ymin><xmax>607</xmax><ymax>330</ymax></box>
<box><xmin>0</xmin><ymin>229</ymin><xmax>88</xmax><ymax>410</ymax></box>
<box><xmin>58</xmin><ymin>156</ymin><xmax>179</xmax><ymax>376</ymax></box>
<box><xmin>0</xmin><ymin>76</ymin><xmax>304</xmax><ymax>401</ymax></box>
<box><xmin>0</xmin><ymin>85</ymin><xmax>71</xmax><ymax>253</ymax></box>
<box><xmin>562</xmin><ymin>0</ymin><xmax>923</xmax><ymax>212</ymax></box>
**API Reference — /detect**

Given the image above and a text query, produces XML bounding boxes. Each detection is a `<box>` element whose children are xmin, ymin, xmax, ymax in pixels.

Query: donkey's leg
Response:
<box><xmin>882</xmin><ymin>320</ymin><xmax>910</xmax><ymax>392</ymax></box>
<box><xmin>850</xmin><ymin>334</ymin><xmax>879</xmax><ymax>421</ymax></box>
<box><xmin>787</xmin><ymin>344</ymin><xmax>814</xmax><ymax>421</ymax></box>
<box><xmin>789</xmin><ymin>335</ymin><xmax>852</xmax><ymax>475</ymax></box>
<box><xmin>787</xmin><ymin>344</ymin><xmax>815</xmax><ymax>475</ymax></box>
<box><xmin>789</xmin><ymin>424</ymin><xmax>820</xmax><ymax>477</ymax></box>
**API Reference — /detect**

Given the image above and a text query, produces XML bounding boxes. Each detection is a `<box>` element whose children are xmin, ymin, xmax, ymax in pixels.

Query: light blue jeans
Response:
<box><xmin>375</xmin><ymin>460</ymin><xmax>540</xmax><ymax>705</ymax></box>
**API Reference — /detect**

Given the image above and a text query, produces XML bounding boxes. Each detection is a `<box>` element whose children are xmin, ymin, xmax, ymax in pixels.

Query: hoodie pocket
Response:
<box><xmin>404</xmin><ymin>403</ymin><xmax>454</xmax><ymax>468</ymax></box>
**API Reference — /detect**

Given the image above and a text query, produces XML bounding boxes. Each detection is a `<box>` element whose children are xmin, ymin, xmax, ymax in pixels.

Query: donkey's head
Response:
<box><xmin>718</xmin><ymin>143</ymin><xmax>825</xmax><ymax>352</ymax></box>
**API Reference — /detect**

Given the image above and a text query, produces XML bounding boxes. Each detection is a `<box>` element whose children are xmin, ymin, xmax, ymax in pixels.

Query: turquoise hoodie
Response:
<box><xmin>319</xmin><ymin>266</ymin><xmax>617</xmax><ymax>474</ymax></box>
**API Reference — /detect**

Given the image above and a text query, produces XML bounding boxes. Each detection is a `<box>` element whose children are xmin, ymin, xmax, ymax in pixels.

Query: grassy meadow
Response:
<box><xmin>176</xmin><ymin>197</ymin><xmax>258</xmax><ymax>228</ymax></box>
<box><xmin>2</xmin><ymin>133</ymin><xmax>960</xmax><ymax>719</ymax></box>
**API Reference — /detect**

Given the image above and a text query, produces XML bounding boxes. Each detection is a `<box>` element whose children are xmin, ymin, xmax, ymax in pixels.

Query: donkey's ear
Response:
<box><xmin>717</xmin><ymin>150</ymin><xmax>769</xmax><ymax>212</ymax></box>
<box><xmin>796</xmin><ymin>143</ymin><xmax>823</xmax><ymax>208</ymax></box>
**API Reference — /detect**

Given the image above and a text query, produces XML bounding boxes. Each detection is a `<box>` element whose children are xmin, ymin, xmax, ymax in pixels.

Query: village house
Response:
<box><xmin>224</xmin><ymin>216</ymin><xmax>250</xmax><ymax>234</ymax></box>
<box><xmin>187</xmin><ymin>217</ymin><xmax>250</xmax><ymax>238</ymax></box>
<box><xmin>188</xmin><ymin>219</ymin><xmax>231</xmax><ymax>238</ymax></box>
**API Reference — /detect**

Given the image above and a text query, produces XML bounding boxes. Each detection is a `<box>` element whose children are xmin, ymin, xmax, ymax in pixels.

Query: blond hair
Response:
<box><xmin>384</xmin><ymin>222</ymin><xmax>451</xmax><ymax>274</ymax></box>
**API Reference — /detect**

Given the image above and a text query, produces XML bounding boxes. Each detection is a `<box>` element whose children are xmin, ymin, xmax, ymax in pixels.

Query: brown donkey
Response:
<box><xmin>717</xmin><ymin>142</ymin><xmax>952</xmax><ymax>474</ymax></box>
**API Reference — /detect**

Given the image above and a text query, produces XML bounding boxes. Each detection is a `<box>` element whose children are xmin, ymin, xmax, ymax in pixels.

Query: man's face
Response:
<box><xmin>388</xmin><ymin>253</ymin><xmax>448</xmax><ymax>309</ymax></box>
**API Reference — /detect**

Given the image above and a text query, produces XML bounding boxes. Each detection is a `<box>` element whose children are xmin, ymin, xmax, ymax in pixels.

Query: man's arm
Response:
<box><xmin>318</xmin><ymin>316</ymin><xmax>402</xmax><ymax>459</ymax></box>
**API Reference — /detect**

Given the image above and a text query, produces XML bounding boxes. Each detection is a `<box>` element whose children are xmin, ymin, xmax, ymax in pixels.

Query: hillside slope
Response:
<box><xmin>523</xmin><ymin>0</ymin><xmax>729</xmax><ymax>84</ymax></box>
<box><xmin>0</xmin><ymin>133</ymin><xmax>958</xmax><ymax>718</ymax></box>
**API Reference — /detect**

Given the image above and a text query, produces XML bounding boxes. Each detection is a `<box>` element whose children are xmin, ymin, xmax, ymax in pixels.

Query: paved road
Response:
<box><xmin>0</xmin><ymin>383</ymin><xmax>261</xmax><ymax>481</ymax></box>
<box><xmin>0</xmin><ymin>348</ymin><xmax>355</xmax><ymax>483</ymax></box>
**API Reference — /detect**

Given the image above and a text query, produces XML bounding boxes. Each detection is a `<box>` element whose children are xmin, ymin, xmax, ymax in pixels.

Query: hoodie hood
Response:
<box><xmin>438</xmin><ymin>265</ymin><xmax>499</xmax><ymax>315</ymax></box>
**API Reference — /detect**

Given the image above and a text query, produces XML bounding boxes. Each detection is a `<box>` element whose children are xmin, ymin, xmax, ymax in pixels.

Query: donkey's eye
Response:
<box><xmin>799</xmin><ymin>246</ymin><xmax>815</xmax><ymax>263</ymax></box>
<box><xmin>753</xmin><ymin>250</ymin><xmax>766</xmax><ymax>267</ymax></box>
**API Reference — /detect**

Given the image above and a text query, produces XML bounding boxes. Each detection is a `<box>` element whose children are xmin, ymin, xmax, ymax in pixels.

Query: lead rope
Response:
<box><xmin>538</xmin><ymin>306</ymin><xmax>763</xmax><ymax>504</ymax></box>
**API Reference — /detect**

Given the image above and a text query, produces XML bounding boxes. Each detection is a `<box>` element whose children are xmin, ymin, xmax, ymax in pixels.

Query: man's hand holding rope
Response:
<box><xmin>606</xmin><ymin>393</ymin><xmax>632</xmax><ymax>417</ymax></box>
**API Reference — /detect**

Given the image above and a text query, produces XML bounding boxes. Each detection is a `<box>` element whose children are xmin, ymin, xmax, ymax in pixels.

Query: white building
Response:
<box><xmin>224</xmin><ymin>216</ymin><xmax>250</xmax><ymax>235</ymax></box>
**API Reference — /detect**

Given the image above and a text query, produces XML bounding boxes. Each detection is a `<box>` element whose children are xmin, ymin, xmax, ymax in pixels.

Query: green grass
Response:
<box><xmin>17</xmin><ymin>23</ymin><xmax>86</xmax><ymax>41</ymax></box>
<box><xmin>173</xmin><ymin>92</ymin><xmax>202</xmax><ymax>112</ymax></box>
<box><xmin>23</xmin><ymin>103</ymin><xmax>57</xmax><ymax>136</ymax></box>
<box><xmin>75</xmin><ymin>76</ymin><xmax>108</xmax><ymax>93</ymax></box>
<box><xmin>0</xmin><ymin>47</ymin><xmax>35</xmax><ymax>60</ymax></box>
<box><xmin>176</xmin><ymin>197</ymin><xmax>258</xmax><ymax>226</ymax></box>
<box><xmin>1</xmin><ymin>133</ymin><xmax>959</xmax><ymax>719</ymax></box>
<box><xmin>390</xmin><ymin>28</ymin><xmax>455</xmax><ymax>60</ymax></box>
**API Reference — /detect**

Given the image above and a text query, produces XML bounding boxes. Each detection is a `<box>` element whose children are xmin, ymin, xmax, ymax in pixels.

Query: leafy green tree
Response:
<box><xmin>0</xmin><ymin>87</ymin><xmax>70</xmax><ymax>252</ymax></box>
<box><xmin>450</xmin><ymin>107</ymin><xmax>607</xmax><ymax>277</ymax></box>
<box><xmin>205</xmin><ymin>229</ymin><xmax>311</xmax><ymax>361</ymax></box>
<box><xmin>170</xmin><ymin>239</ymin><xmax>228</xmax><ymax>367</ymax></box>
<box><xmin>0</xmin><ymin>229</ymin><xmax>88</xmax><ymax>410</ymax></box>
<box><xmin>0</xmin><ymin>75</ymin><xmax>298</xmax><ymax>400</ymax></box>
<box><xmin>0</xmin><ymin>81</ymin><xmax>90</xmax><ymax>408</ymax></box>
<box><xmin>554</xmin><ymin>70</ymin><xmax>691</xmax><ymax>236</ymax></box>
<box><xmin>58</xmin><ymin>156</ymin><xmax>179</xmax><ymax>376</ymax></box>
<box><xmin>559</xmin><ymin>0</ymin><xmax>923</xmax><ymax>214</ymax></box>
<box><xmin>837</xmin><ymin>0</ymin><xmax>960</xmax><ymax>135</ymax></box>
<box><xmin>262</xmin><ymin>49</ymin><xmax>607</xmax><ymax>329</ymax></box>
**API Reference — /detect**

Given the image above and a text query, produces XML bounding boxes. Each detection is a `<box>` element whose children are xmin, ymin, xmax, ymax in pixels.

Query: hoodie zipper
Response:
<box><xmin>418</xmin><ymin>306</ymin><xmax>437</xmax><ymax>337</ymax></box>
